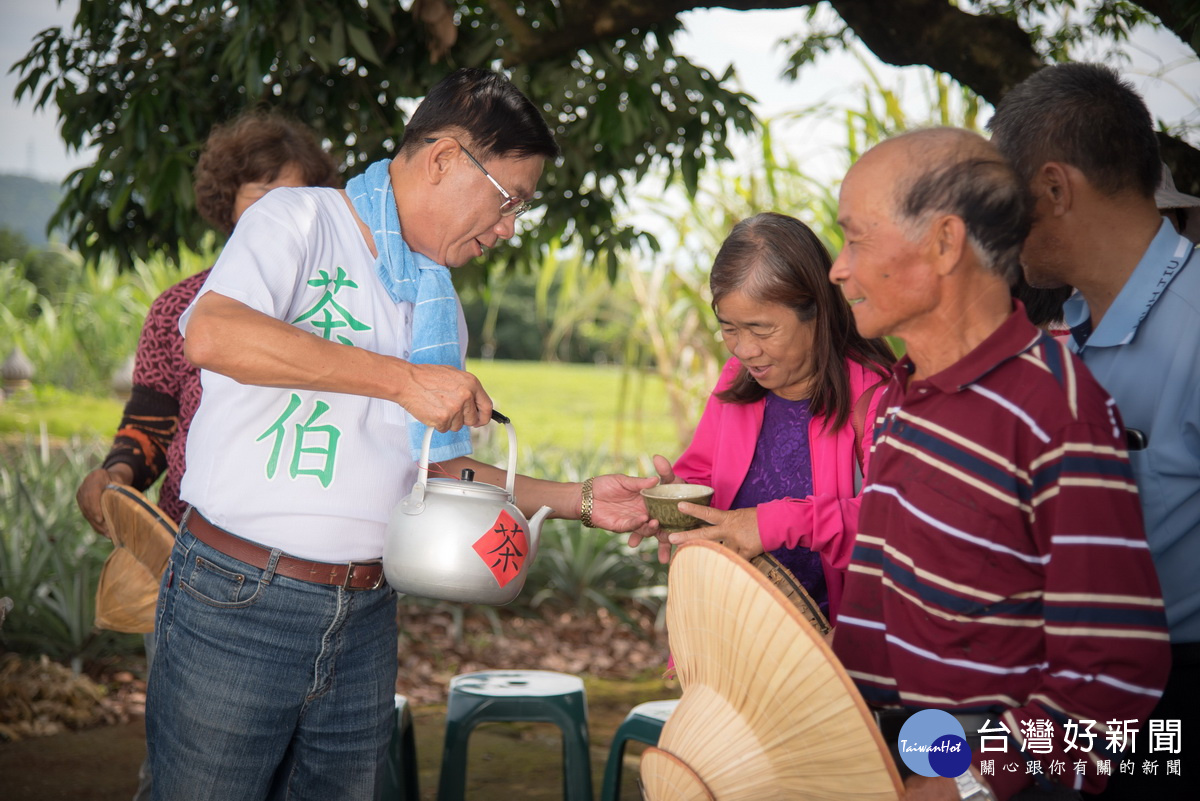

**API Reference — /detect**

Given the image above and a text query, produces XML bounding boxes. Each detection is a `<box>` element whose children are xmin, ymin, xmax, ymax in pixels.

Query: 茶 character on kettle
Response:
<box><xmin>386</xmin><ymin>411</ymin><xmax>661</xmax><ymax>605</ymax></box>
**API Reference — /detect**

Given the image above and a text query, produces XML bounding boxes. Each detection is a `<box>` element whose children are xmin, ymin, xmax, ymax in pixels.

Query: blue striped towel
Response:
<box><xmin>346</xmin><ymin>159</ymin><xmax>472</xmax><ymax>463</ymax></box>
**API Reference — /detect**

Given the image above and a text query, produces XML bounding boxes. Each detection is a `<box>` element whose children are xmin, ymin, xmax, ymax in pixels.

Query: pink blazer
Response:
<box><xmin>673</xmin><ymin>357</ymin><xmax>886</xmax><ymax>620</ymax></box>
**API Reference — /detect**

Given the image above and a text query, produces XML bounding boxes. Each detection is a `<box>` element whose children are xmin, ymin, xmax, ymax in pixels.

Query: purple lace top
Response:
<box><xmin>730</xmin><ymin>393</ymin><xmax>827</xmax><ymax>616</ymax></box>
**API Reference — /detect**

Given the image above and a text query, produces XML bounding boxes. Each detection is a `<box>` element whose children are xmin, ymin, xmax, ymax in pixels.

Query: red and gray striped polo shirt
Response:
<box><xmin>834</xmin><ymin>308</ymin><xmax>1170</xmax><ymax>798</ymax></box>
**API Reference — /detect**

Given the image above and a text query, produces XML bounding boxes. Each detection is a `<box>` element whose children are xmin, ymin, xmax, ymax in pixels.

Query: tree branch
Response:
<box><xmin>501</xmin><ymin>0</ymin><xmax>1200</xmax><ymax>191</ymax></box>
<box><xmin>828</xmin><ymin>0</ymin><xmax>1041</xmax><ymax>104</ymax></box>
<box><xmin>1136</xmin><ymin>0</ymin><xmax>1200</xmax><ymax>51</ymax></box>
<box><xmin>501</xmin><ymin>1</ymin><xmax>813</xmax><ymax>65</ymax></box>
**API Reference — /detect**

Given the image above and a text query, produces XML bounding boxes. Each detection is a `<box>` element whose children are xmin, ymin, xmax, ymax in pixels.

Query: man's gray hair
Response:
<box><xmin>892</xmin><ymin>132</ymin><xmax>1029</xmax><ymax>285</ymax></box>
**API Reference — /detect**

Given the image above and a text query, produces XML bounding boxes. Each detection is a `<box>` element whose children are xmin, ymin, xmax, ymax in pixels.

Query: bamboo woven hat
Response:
<box><xmin>94</xmin><ymin>484</ymin><xmax>177</xmax><ymax>634</ymax></box>
<box><xmin>641</xmin><ymin>541</ymin><xmax>903</xmax><ymax>801</ymax></box>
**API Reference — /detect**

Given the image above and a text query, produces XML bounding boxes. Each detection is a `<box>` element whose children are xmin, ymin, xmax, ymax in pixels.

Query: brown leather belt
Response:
<box><xmin>184</xmin><ymin>509</ymin><xmax>385</xmax><ymax>591</ymax></box>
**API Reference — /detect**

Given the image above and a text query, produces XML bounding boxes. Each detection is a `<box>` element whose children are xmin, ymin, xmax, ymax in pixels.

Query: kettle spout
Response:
<box><xmin>530</xmin><ymin>505</ymin><xmax>553</xmax><ymax>534</ymax></box>
<box><xmin>528</xmin><ymin>506</ymin><xmax>553</xmax><ymax>561</ymax></box>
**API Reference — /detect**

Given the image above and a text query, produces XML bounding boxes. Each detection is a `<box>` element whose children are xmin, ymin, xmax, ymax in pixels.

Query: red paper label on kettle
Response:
<box><xmin>473</xmin><ymin>509</ymin><xmax>528</xmax><ymax>588</ymax></box>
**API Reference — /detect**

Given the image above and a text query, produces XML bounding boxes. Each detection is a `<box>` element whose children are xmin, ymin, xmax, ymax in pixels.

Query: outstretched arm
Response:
<box><xmin>441</xmin><ymin>456</ymin><xmax>657</xmax><ymax>532</ymax></box>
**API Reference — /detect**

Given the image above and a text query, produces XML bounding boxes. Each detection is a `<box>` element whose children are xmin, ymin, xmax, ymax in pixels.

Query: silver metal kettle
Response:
<box><xmin>383</xmin><ymin>411</ymin><xmax>553</xmax><ymax>605</ymax></box>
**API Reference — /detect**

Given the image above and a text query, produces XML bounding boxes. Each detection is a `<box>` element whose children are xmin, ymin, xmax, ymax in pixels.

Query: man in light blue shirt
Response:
<box><xmin>990</xmin><ymin>63</ymin><xmax>1197</xmax><ymax>800</ymax></box>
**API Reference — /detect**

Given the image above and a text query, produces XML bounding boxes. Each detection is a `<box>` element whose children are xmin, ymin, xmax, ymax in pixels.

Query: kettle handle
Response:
<box><xmin>415</xmin><ymin>409</ymin><xmax>517</xmax><ymax>496</ymax></box>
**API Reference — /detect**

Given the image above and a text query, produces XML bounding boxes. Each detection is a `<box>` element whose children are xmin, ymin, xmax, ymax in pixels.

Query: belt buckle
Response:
<box><xmin>342</xmin><ymin>561</ymin><xmax>384</xmax><ymax>591</ymax></box>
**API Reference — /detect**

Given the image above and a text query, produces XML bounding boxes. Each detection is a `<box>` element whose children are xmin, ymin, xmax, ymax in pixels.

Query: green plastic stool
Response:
<box><xmin>437</xmin><ymin>670</ymin><xmax>593</xmax><ymax>801</ymax></box>
<box><xmin>598</xmin><ymin>699</ymin><xmax>679</xmax><ymax>801</ymax></box>
<box><xmin>381</xmin><ymin>694</ymin><xmax>419</xmax><ymax>801</ymax></box>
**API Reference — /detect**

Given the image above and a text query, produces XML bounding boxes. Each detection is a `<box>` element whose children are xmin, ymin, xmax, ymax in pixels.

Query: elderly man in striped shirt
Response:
<box><xmin>828</xmin><ymin>128</ymin><xmax>1169</xmax><ymax>801</ymax></box>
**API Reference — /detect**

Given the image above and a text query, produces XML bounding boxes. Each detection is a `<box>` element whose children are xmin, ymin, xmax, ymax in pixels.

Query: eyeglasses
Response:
<box><xmin>424</xmin><ymin>137</ymin><xmax>531</xmax><ymax>218</ymax></box>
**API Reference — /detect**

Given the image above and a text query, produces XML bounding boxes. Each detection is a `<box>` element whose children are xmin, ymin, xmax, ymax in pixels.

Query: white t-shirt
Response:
<box><xmin>180</xmin><ymin>187</ymin><xmax>468</xmax><ymax>561</ymax></box>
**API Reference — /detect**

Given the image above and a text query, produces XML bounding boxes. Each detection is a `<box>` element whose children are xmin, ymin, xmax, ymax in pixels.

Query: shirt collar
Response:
<box><xmin>905</xmin><ymin>303</ymin><xmax>1043</xmax><ymax>395</ymax></box>
<box><xmin>1064</xmin><ymin>219</ymin><xmax>1196</xmax><ymax>350</ymax></box>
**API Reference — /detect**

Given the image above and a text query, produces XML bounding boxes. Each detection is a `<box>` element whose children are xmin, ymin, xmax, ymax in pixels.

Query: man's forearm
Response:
<box><xmin>183</xmin><ymin>291</ymin><xmax>415</xmax><ymax>400</ymax></box>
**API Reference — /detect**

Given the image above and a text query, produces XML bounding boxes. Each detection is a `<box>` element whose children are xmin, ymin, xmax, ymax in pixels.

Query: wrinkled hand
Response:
<box><xmin>622</xmin><ymin>455</ymin><xmax>681</xmax><ymax>563</ymax></box>
<box><xmin>400</xmin><ymin>363</ymin><xmax>493</xmax><ymax>432</ymax></box>
<box><xmin>667</xmin><ymin>504</ymin><xmax>763</xmax><ymax>560</ymax></box>
<box><xmin>75</xmin><ymin>465</ymin><xmax>133</xmax><ymax>539</ymax></box>
<box><xmin>587</xmin><ymin>473</ymin><xmax>658</xmax><ymax>533</ymax></box>
<box><xmin>903</xmin><ymin>775</ymin><xmax>961</xmax><ymax>801</ymax></box>
<box><xmin>626</xmin><ymin>518</ymin><xmax>670</xmax><ymax>564</ymax></box>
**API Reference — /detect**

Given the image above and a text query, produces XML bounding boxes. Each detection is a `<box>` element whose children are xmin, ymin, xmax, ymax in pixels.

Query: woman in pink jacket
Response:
<box><xmin>640</xmin><ymin>212</ymin><xmax>894</xmax><ymax>621</ymax></box>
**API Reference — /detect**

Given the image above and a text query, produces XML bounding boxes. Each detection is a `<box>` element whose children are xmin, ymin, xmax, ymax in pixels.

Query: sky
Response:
<box><xmin>2</xmin><ymin>1</ymin><xmax>1198</xmax><ymax>184</ymax></box>
<box><xmin>0</xmin><ymin>1</ymin><xmax>88</xmax><ymax>180</ymax></box>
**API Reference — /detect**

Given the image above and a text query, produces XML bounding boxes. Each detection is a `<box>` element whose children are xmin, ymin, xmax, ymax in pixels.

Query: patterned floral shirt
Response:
<box><xmin>103</xmin><ymin>269</ymin><xmax>210</xmax><ymax>524</ymax></box>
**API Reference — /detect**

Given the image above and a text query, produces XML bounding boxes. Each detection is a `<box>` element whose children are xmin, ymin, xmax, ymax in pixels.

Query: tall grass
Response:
<box><xmin>577</xmin><ymin>116</ymin><xmax>851</xmax><ymax>447</ymax></box>
<box><xmin>0</xmin><ymin>249</ymin><xmax>209</xmax><ymax>395</ymax></box>
<box><xmin>0</xmin><ymin>434</ymin><xmax>143</xmax><ymax>670</ymax></box>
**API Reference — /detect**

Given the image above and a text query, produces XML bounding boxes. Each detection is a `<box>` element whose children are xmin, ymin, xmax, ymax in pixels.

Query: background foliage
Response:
<box><xmin>11</xmin><ymin>0</ymin><xmax>1198</xmax><ymax>275</ymax></box>
<box><xmin>12</xmin><ymin>0</ymin><xmax>754</xmax><ymax>271</ymax></box>
<box><xmin>0</xmin><ymin>435</ymin><xmax>143</xmax><ymax>671</ymax></box>
<box><xmin>0</xmin><ymin>248</ymin><xmax>202</xmax><ymax>394</ymax></box>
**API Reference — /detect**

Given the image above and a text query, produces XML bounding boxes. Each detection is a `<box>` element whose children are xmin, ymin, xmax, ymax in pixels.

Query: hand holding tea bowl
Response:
<box><xmin>640</xmin><ymin>482</ymin><xmax>716</xmax><ymax>533</ymax></box>
<box><xmin>627</xmin><ymin>454</ymin><xmax>764</xmax><ymax>563</ymax></box>
<box><xmin>666</xmin><ymin>501</ymin><xmax>762</xmax><ymax>559</ymax></box>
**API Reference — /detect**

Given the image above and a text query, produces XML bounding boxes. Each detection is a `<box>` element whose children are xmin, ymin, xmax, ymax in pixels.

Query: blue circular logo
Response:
<box><xmin>897</xmin><ymin>710</ymin><xmax>972</xmax><ymax>778</ymax></box>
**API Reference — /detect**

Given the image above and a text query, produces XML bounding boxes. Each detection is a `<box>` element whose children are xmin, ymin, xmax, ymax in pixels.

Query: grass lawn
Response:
<box><xmin>0</xmin><ymin>361</ymin><xmax>689</xmax><ymax>462</ymax></box>
<box><xmin>0</xmin><ymin>385</ymin><xmax>126</xmax><ymax>440</ymax></box>
<box><xmin>469</xmin><ymin>359</ymin><xmax>683</xmax><ymax>461</ymax></box>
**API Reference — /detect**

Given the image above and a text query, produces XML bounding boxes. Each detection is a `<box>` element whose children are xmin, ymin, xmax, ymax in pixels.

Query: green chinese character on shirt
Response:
<box><xmin>257</xmin><ymin>393</ymin><xmax>342</xmax><ymax>488</ymax></box>
<box><xmin>292</xmin><ymin>266</ymin><xmax>372</xmax><ymax>345</ymax></box>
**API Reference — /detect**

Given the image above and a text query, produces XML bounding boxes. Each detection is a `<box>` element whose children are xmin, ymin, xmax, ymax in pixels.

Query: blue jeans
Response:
<box><xmin>146</xmin><ymin>521</ymin><xmax>397</xmax><ymax>801</ymax></box>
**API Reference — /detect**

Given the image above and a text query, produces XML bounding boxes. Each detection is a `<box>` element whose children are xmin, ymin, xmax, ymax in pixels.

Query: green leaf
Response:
<box><xmin>347</xmin><ymin>24</ymin><xmax>382</xmax><ymax>66</ymax></box>
<box><xmin>331</xmin><ymin>18</ymin><xmax>346</xmax><ymax>62</ymax></box>
<box><xmin>106</xmin><ymin>181</ymin><xmax>134</xmax><ymax>230</ymax></box>
<box><xmin>365</xmin><ymin>0</ymin><xmax>395</xmax><ymax>33</ymax></box>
